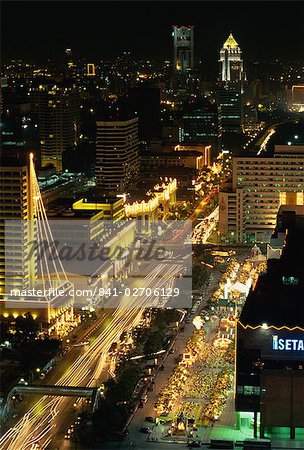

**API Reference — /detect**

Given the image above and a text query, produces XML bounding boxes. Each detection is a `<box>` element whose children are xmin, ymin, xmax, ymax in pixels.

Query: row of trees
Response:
<box><xmin>0</xmin><ymin>312</ymin><xmax>60</xmax><ymax>373</ymax></box>
<box><xmin>0</xmin><ymin>312</ymin><xmax>39</xmax><ymax>344</ymax></box>
<box><xmin>192</xmin><ymin>265</ymin><xmax>209</xmax><ymax>290</ymax></box>
<box><xmin>79</xmin><ymin>364</ymin><xmax>142</xmax><ymax>442</ymax></box>
<box><xmin>132</xmin><ymin>309</ymin><xmax>180</xmax><ymax>355</ymax></box>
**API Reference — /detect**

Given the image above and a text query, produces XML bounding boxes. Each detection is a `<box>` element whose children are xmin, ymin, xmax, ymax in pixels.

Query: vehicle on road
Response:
<box><xmin>145</xmin><ymin>416</ymin><xmax>156</xmax><ymax>423</ymax></box>
<box><xmin>73</xmin><ymin>341</ymin><xmax>90</xmax><ymax>347</ymax></box>
<box><xmin>187</xmin><ymin>440</ymin><xmax>201</xmax><ymax>447</ymax></box>
<box><xmin>139</xmin><ymin>427</ymin><xmax>152</xmax><ymax>434</ymax></box>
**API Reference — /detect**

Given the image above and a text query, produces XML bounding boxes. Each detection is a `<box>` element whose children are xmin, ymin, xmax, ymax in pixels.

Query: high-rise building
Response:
<box><xmin>128</xmin><ymin>83</ymin><xmax>161</xmax><ymax>141</ymax></box>
<box><xmin>236</xmin><ymin>206</ymin><xmax>304</xmax><ymax>440</ymax></box>
<box><xmin>64</xmin><ymin>48</ymin><xmax>78</xmax><ymax>78</ymax></box>
<box><xmin>219</xmin><ymin>33</ymin><xmax>245</xmax><ymax>83</ymax></box>
<box><xmin>217</xmin><ymin>88</ymin><xmax>243</xmax><ymax>134</ymax></box>
<box><xmin>181</xmin><ymin>97</ymin><xmax>219</xmax><ymax>150</ymax></box>
<box><xmin>95</xmin><ymin>117</ymin><xmax>140</xmax><ymax>193</ymax></box>
<box><xmin>1</xmin><ymin>94</ymin><xmax>40</xmax><ymax>163</ymax></box>
<box><xmin>0</xmin><ymin>160</ymin><xmax>33</xmax><ymax>295</ymax></box>
<box><xmin>172</xmin><ymin>26</ymin><xmax>194</xmax><ymax>74</ymax></box>
<box><xmin>0</xmin><ymin>154</ymin><xmax>74</xmax><ymax>327</ymax></box>
<box><xmin>219</xmin><ymin>144</ymin><xmax>304</xmax><ymax>243</ymax></box>
<box><xmin>0</xmin><ymin>154</ymin><xmax>35</xmax><ymax>297</ymax></box>
<box><xmin>29</xmin><ymin>80</ymin><xmax>80</xmax><ymax>171</ymax></box>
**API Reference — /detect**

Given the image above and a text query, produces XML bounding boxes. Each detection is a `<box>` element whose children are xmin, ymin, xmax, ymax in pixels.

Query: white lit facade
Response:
<box><xmin>219</xmin><ymin>33</ymin><xmax>244</xmax><ymax>83</ymax></box>
<box><xmin>219</xmin><ymin>145</ymin><xmax>304</xmax><ymax>243</ymax></box>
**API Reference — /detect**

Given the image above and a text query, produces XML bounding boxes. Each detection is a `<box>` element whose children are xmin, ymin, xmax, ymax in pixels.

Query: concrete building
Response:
<box><xmin>127</xmin><ymin>83</ymin><xmax>161</xmax><ymax>140</ymax></box>
<box><xmin>141</xmin><ymin>150</ymin><xmax>207</xmax><ymax>172</ymax></box>
<box><xmin>29</xmin><ymin>80</ymin><xmax>80</xmax><ymax>171</ymax></box>
<box><xmin>125</xmin><ymin>178</ymin><xmax>177</xmax><ymax>221</ymax></box>
<box><xmin>181</xmin><ymin>97</ymin><xmax>219</xmax><ymax>150</ymax></box>
<box><xmin>73</xmin><ymin>196</ymin><xmax>125</xmax><ymax>222</ymax></box>
<box><xmin>0</xmin><ymin>154</ymin><xmax>74</xmax><ymax>330</ymax></box>
<box><xmin>219</xmin><ymin>145</ymin><xmax>304</xmax><ymax>243</ymax></box>
<box><xmin>0</xmin><ymin>156</ymin><xmax>34</xmax><ymax>297</ymax></box>
<box><xmin>172</xmin><ymin>26</ymin><xmax>194</xmax><ymax>74</ymax></box>
<box><xmin>217</xmin><ymin>87</ymin><xmax>243</xmax><ymax>134</ymax></box>
<box><xmin>236</xmin><ymin>206</ymin><xmax>304</xmax><ymax>440</ymax></box>
<box><xmin>219</xmin><ymin>33</ymin><xmax>244</xmax><ymax>83</ymax></box>
<box><xmin>95</xmin><ymin>117</ymin><xmax>140</xmax><ymax>193</ymax></box>
<box><xmin>175</xmin><ymin>144</ymin><xmax>211</xmax><ymax>166</ymax></box>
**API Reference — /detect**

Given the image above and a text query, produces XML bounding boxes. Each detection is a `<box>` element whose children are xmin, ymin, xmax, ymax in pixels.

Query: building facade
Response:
<box><xmin>29</xmin><ymin>81</ymin><xmax>80</xmax><ymax>171</ymax></box>
<box><xmin>236</xmin><ymin>208</ymin><xmax>304</xmax><ymax>440</ymax></box>
<box><xmin>0</xmin><ymin>159</ymin><xmax>34</xmax><ymax>297</ymax></box>
<box><xmin>219</xmin><ymin>145</ymin><xmax>304</xmax><ymax>243</ymax></box>
<box><xmin>172</xmin><ymin>26</ymin><xmax>194</xmax><ymax>74</ymax></box>
<box><xmin>219</xmin><ymin>33</ymin><xmax>244</xmax><ymax>83</ymax></box>
<box><xmin>217</xmin><ymin>88</ymin><xmax>243</xmax><ymax>134</ymax></box>
<box><xmin>0</xmin><ymin>155</ymin><xmax>74</xmax><ymax>330</ymax></box>
<box><xmin>181</xmin><ymin>98</ymin><xmax>219</xmax><ymax>149</ymax></box>
<box><xmin>95</xmin><ymin>117</ymin><xmax>140</xmax><ymax>193</ymax></box>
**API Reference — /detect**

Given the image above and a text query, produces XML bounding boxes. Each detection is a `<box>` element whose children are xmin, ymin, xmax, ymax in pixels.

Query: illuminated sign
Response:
<box><xmin>272</xmin><ymin>335</ymin><xmax>304</xmax><ymax>351</ymax></box>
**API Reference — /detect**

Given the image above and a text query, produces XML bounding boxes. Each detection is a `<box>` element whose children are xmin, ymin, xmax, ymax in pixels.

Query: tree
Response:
<box><xmin>0</xmin><ymin>319</ymin><xmax>10</xmax><ymax>343</ymax></box>
<box><xmin>143</xmin><ymin>330</ymin><xmax>164</xmax><ymax>355</ymax></box>
<box><xmin>15</xmin><ymin>312</ymin><xmax>39</xmax><ymax>341</ymax></box>
<box><xmin>192</xmin><ymin>265</ymin><xmax>209</xmax><ymax>290</ymax></box>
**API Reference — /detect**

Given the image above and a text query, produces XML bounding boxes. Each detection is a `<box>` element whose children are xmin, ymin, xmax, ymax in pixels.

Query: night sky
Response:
<box><xmin>1</xmin><ymin>1</ymin><xmax>304</xmax><ymax>64</ymax></box>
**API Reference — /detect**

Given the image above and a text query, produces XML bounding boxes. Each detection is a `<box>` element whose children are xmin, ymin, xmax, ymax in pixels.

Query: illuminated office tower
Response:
<box><xmin>0</xmin><ymin>156</ymin><xmax>35</xmax><ymax>296</ymax></box>
<box><xmin>95</xmin><ymin>117</ymin><xmax>140</xmax><ymax>193</ymax></box>
<box><xmin>219</xmin><ymin>144</ymin><xmax>304</xmax><ymax>243</ymax></box>
<box><xmin>181</xmin><ymin>97</ymin><xmax>219</xmax><ymax>149</ymax></box>
<box><xmin>29</xmin><ymin>80</ymin><xmax>80</xmax><ymax>171</ymax></box>
<box><xmin>219</xmin><ymin>33</ymin><xmax>244</xmax><ymax>83</ymax></box>
<box><xmin>172</xmin><ymin>26</ymin><xmax>194</xmax><ymax>74</ymax></box>
<box><xmin>217</xmin><ymin>88</ymin><xmax>243</xmax><ymax>134</ymax></box>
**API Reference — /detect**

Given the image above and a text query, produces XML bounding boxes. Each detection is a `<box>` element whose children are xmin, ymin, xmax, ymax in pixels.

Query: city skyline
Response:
<box><xmin>2</xmin><ymin>1</ymin><xmax>304</xmax><ymax>65</ymax></box>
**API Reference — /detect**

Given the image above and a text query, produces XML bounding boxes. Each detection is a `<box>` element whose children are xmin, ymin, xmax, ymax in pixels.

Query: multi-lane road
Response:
<box><xmin>0</xmin><ymin>262</ymin><xmax>184</xmax><ymax>450</ymax></box>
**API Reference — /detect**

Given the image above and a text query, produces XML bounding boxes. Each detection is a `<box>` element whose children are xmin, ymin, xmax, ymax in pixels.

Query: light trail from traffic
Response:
<box><xmin>192</xmin><ymin>206</ymin><xmax>219</xmax><ymax>244</ymax></box>
<box><xmin>0</xmin><ymin>262</ymin><xmax>183</xmax><ymax>450</ymax></box>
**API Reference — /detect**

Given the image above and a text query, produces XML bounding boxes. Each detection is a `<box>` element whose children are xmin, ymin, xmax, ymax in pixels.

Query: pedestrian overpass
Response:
<box><xmin>14</xmin><ymin>384</ymin><xmax>96</xmax><ymax>398</ymax></box>
<box><xmin>1</xmin><ymin>384</ymin><xmax>103</xmax><ymax>419</ymax></box>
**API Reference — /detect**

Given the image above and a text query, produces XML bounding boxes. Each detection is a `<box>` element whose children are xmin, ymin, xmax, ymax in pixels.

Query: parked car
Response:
<box><xmin>187</xmin><ymin>441</ymin><xmax>201</xmax><ymax>448</ymax></box>
<box><xmin>145</xmin><ymin>416</ymin><xmax>156</xmax><ymax>423</ymax></box>
<box><xmin>139</xmin><ymin>427</ymin><xmax>152</xmax><ymax>434</ymax></box>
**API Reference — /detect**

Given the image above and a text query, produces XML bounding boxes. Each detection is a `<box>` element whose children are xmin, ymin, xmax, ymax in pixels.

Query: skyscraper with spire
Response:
<box><xmin>219</xmin><ymin>33</ymin><xmax>245</xmax><ymax>83</ymax></box>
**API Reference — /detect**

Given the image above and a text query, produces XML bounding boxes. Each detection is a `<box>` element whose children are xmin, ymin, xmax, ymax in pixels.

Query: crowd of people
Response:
<box><xmin>155</xmin><ymin>329</ymin><xmax>234</xmax><ymax>426</ymax></box>
<box><xmin>155</xmin><ymin>330</ymin><xmax>205</xmax><ymax>416</ymax></box>
<box><xmin>178</xmin><ymin>343</ymin><xmax>233</xmax><ymax>425</ymax></box>
<box><xmin>203</xmin><ymin>370</ymin><xmax>233</xmax><ymax>422</ymax></box>
<box><xmin>155</xmin><ymin>256</ymin><xmax>264</xmax><ymax>429</ymax></box>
